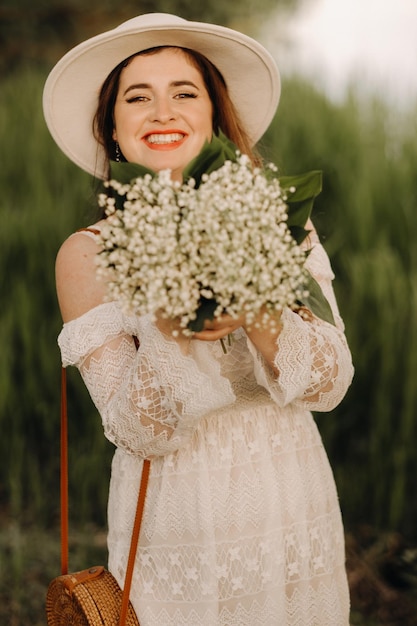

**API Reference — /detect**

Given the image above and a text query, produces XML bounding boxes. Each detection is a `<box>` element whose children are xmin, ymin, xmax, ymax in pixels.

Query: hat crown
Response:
<box><xmin>115</xmin><ymin>13</ymin><xmax>187</xmax><ymax>32</ymax></box>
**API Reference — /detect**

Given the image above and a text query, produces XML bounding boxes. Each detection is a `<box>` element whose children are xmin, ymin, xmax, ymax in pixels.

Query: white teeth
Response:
<box><xmin>146</xmin><ymin>133</ymin><xmax>184</xmax><ymax>144</ymax></box>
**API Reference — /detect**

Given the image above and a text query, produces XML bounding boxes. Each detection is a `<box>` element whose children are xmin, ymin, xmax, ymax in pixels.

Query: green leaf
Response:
<box><xmin>282</xmin><ymin>170</ymin><xmax>323</xmax><ymax>230</ymax></box>
<box><xmin>183</xmin><ymin>131</ymin><xmax>239</xmax><ymax>186</ymax></box>
<box><xmin>298</xmin><ymin>273</ymin><xmax>336</xmax><ymax>326</ymax></box>
<box><xmin>280</xmin><ymin>170</ymin><xmax>323</xmax><ymax>202</ymax></box>
<box><xmin>288</xmin><ymin>225</ymin><xmax>311</xmax><ymax>246</ymax></box>
<box><xmin>109</xmin><ymin>160</ymin><xmax>155</xmax><ymax>183</ymax></box>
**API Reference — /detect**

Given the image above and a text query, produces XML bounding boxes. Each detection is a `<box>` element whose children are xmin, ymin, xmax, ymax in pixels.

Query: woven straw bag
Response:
<box><xmin>46</xmin><ymin>367</ymin><xmax>149</xmax><ymax>625</ymax></box>
<box><xmin>46</xmin><ymin>566</ymin><xmax>140</xmax><ymax>625</ymax></box>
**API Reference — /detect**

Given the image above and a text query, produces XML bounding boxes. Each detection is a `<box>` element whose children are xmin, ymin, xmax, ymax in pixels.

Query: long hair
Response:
<box><xmin>93</xmin><ymin>46</ymin><xmax>261</xmax><ymax>178</ymax></box>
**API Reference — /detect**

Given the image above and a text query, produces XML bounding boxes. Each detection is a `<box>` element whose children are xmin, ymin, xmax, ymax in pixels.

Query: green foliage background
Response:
<box><xmin>1</xmin><ymin>2</ymin><xmax>417</xmax><ymax>624</ymax></box>
<box><xmin>265</xmin><ymin>84</ymin><xmax>417</xmax><ymax>538</ymax></box>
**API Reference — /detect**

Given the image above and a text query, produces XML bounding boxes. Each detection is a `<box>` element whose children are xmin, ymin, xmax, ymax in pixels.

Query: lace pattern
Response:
<box><xmin>247</xmin><ymin>242</ymin><xmax>354</xmax><ymax>410</ymax></box>
<box><xmin>107</xmin><ymin>405</ymin><xmax>350</xmax><ymax>625</ymax></box>
<box><xmin>60</xmin><ymin>308</ymin><xmax>235</xmax><ymax>457</ymax></box>
<box><xmin>58</xmin><ymin>234</ymin><xmax>353</xmax><ymax>624</ymax></box>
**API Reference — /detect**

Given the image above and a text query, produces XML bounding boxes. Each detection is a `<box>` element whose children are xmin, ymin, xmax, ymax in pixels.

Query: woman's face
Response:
<box><xmin>112</xmin><ymin>48</ymin><xmax>213</xmax><ymax>181</ymax></box>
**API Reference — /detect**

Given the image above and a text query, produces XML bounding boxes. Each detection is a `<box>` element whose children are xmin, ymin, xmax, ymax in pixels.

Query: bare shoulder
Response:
<box><xmin>56</xmin><ymin>226</ymin><xmax>107</xmax><ymax>323</ymax></box>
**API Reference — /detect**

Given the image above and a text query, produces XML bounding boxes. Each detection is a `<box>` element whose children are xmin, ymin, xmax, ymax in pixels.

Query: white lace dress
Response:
<box><xmin>58</xmin><ymin>229</ymin><xmax>354</xmax><ymax>625</ymax></box>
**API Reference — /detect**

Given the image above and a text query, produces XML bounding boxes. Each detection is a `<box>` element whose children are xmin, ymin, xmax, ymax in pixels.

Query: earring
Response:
<box><xmin>115</xmin><ymin>141</ymin><xmax>121</xmax><ymax>162</ymax></box>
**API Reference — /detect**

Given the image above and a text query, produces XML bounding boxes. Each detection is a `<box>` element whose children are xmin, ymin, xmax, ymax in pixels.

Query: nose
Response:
<box><xmin>150</xmin><ymin>96</ymin><xmax>177</xmax><ymax>123</ymax></box>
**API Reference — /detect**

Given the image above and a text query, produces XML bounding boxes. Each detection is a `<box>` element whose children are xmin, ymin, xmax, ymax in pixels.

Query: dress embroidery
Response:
<box><xmin>58</xmin><ymin>231</ymin><xmax>354</xmax><ymax>625</ymax></box>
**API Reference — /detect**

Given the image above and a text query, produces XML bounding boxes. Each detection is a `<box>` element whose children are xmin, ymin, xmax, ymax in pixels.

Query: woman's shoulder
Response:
<box><xmin>57</xmin><ymin>222</ymin><xmax>100</xmax><ymax>273</ymax></box>
<box><xmin>56</xmin><ymin>219</ymin><xmax>106</xmax><ymax>272</ymax></box>
<box><xmin>56</xmin><ymin>220</ymin><xmax>108</xmax><ymax>323</ymax></box>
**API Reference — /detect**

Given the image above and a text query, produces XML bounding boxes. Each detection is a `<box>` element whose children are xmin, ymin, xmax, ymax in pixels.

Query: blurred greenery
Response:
<box><xmin>0</xmin><ymin>0</ymin><xmax>305</xmax><ymax>75</ymax></box>
<box><xmin>1</xmin><ymin>3</ymin><xmax>417</xmax><ymax>624</ymax></box>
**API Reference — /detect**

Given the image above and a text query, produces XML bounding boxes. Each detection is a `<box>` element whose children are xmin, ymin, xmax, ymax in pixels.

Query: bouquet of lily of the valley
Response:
<box><xmin>95</xmin><ymin>132</ymin><xmax>334</xmax><ymax>333</ymax></box>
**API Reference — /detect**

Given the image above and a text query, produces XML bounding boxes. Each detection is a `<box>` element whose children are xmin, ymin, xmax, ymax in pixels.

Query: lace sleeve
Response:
<box><xmin>247</xmin><ymin>242</ymin><xmax>354</xmax><ymax>411</ymax></box>
<box><xmin>58</xmin><ymin>303</ymin><xmax>235</xmax><ymax>457</ymax></box>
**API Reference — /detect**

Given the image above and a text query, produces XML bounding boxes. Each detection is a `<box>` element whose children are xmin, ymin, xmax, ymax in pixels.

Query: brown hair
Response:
<box><xmin>93</xmin><ymin>46</ymin><xmax>261</xmax><ymax>178</ymax></box>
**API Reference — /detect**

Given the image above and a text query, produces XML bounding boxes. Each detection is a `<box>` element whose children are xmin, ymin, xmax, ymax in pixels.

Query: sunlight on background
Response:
<box><xmin>262</xmin><ymin>0</ymin><xmax>417</xmax><ymax>106</ymax></box>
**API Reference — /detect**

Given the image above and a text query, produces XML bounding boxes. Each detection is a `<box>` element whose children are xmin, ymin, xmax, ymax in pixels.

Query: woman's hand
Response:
<box><xmin>192</xmin><ymin>314</ymin><xmax>245</xmax><ymax>342</ymax></box>
<box><xmin>154</xmin><ymin>312</ymin><xmax>244</xmax><ymax>353</ymax></box>
<box><xmin>155</xmin><ymin>306</ymin><xmax>284</xmax><ymax>374</ymax></box>
<box><xmin>243</xmin><ymin>307</ymin><xmax>283</xmax><ymax>375</ymax></box>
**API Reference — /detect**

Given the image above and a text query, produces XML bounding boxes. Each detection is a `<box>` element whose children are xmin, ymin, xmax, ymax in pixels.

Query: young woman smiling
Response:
<box><xmin>43</xmin><ymin>13</ymin><xmax>354</xmax><ymax>625</ymax></box>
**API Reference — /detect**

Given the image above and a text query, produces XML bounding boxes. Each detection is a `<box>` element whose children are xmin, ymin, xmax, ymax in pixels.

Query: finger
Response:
<box><xmin>193</xmin><ymin>327</ymin><xmax>235</xmax><ymax>342</ymax></box>
<box><xmin>203</xmin><ymin>315</ymin><xmax>243</xmax><ymax>331</ymax></box>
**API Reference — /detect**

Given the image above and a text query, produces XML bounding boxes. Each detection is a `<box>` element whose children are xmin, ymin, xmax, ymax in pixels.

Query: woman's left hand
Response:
<box><xmin>193</xmin><ymin>314</ymin><xmax>245</xmax><ymax>342</ymax></box>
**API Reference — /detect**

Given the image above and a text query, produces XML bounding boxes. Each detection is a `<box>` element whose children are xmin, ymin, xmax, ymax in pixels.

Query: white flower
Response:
<box><xmin>95</xmin><ymin>155</ymin><xmax>310</xmax><ymax>331</ymax></box>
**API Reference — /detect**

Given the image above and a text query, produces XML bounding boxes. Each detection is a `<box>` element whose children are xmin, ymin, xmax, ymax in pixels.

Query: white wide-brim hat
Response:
<box><xmin>43</xmin><ymin>12</ymin><xmax>280</xmax><ymax>179</ymax></box>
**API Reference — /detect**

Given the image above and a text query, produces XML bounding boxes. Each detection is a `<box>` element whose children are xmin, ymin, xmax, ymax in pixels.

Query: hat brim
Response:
<box><xmin>43</xmin><ymin>13</ymin><xmax>280</xmax><ymax>179</ymax></box>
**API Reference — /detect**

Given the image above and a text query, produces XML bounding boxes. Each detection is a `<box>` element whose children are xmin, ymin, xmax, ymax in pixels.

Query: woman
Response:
<box><xmin>43</xmin><ymin>13</ymin><xmax>354</xmax><ymax>625</ymax></box>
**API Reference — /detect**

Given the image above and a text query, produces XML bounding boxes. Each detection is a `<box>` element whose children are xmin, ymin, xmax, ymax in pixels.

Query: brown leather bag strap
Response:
<box><xmin>119</xmin><ymin>458</ymin><xmax>150</xmax><ymax>625</ymax></box>
<box><xmin>61</xmin><ymin>367</ymin><xmax>69</xmax><ymax>575</ymax></box>
<box><xmin>60</xmin><ymin>366</ymin><xmax>150</xmax><ymax>625</ymax></box>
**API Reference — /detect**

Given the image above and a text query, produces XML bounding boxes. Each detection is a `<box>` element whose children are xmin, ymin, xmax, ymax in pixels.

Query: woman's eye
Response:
<box><xmin>176</xmin><ymin>92</ymin><xmax>197</xmax><ymax>99</ymax></box>
<box><xmin>126</xmin><ymin>95</ymin><xmax>148</xmax><ymax>103</ymax></box>
<box><xmin>125</xmin><ymin>93</ymin><xmax>197</xmax><ymax>103</ymax></box>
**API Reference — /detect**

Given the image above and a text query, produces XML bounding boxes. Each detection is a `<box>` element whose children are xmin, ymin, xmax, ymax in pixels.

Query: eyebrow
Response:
<box><xmin>123</xmin><ymin>80</ymin><xmax>200</xmax><ymax>97</ymax></box>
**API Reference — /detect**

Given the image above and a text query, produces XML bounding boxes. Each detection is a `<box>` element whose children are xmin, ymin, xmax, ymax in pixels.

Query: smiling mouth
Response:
<box><xmin>145</xmin><ymin>132</ymin><xmax>186</xmax><ymax>145</ymax></box>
